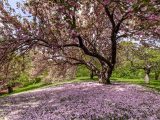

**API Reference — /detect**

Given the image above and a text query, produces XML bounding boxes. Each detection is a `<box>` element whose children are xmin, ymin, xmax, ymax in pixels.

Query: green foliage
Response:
<box><xmin>117</xmin><ymin>41</ymin><xmax>160</xmax><ymax>80</ymax></box>
<box><xmin>76</xmin><ymin>65</ymin><xmax>90</xmax><ymax>77</ymax></box>
<box><xmin>15</xmin><ymin>72</ymin><xmax>42</xmax><ymax>87</ymax></box>
<box><xmin>16</xmin><ymin>72</ymin><xmax>30</xmax><ymax>86</ymax></box>
<box><xmin>113</xmin><ymin>65</ymin><xmax>144</xmax><ymax>79</ymax></box>
<box><xmin>34</xmin><ymin>77</ymin><xmax>42</xmax><ymax>83</ymax></box>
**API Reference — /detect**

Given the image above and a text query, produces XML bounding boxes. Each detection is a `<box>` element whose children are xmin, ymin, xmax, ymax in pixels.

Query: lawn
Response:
<box><xmin>113</xmin><ymin>77</ymin><xmax>160</xmax><ymax>91</ymax></box>
<box><xmin>0</xmin><ymin>77</ymin><xmax>95</xmax><ymax>97</ymax></box>
<box><xmin>1</xmin><ymin>77</ymin><xmax>160</xmax><ymax>98</ymax></box>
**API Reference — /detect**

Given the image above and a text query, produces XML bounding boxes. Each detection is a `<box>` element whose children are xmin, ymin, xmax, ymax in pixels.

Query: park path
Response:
<box><xmin>0</xmin><ymin>82</ymin><xmax>160</xmax><ymax>120</ymax></box>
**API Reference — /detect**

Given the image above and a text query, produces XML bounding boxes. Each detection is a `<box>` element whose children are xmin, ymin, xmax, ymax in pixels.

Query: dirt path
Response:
<box><xmin>0</xmin><ymin>82</ymin><xmax>160</xmax><ymax>120</ymax></box>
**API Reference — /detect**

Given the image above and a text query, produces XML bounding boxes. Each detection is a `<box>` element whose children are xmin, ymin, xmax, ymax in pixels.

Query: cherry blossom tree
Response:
<box><xmin>0</xmin><ymin>0</ymin><xmax>159</xmax><ymax>84</ymax></box>
<box><xmin>29</xmin><ymin>48</ymin><xmax>77</xmax><ymax>82</ymax></box>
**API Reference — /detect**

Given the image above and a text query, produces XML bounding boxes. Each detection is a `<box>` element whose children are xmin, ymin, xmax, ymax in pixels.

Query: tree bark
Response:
<box><xmin>98</xmin><ymin>68</ymin><xmax>112</xmax><ymax>84</ymax></box>
<box><xmin>90</xmin><ymin>70</ymin><xmax>94</xmax><ymax>79</ymax></box>
<box><xmin>144</xmin><ymin>66</ymin><xmax>151</xmax><ymax>84</ymax></box>
<box><xmin>7</xmin><ymin>86</ymin><xmax>13</xmax><ymax>94</ymax></box>
<box><xmin>144</xmin><ymin>73</ymin><xmax>150</xmax><ymax>84</ymax></box>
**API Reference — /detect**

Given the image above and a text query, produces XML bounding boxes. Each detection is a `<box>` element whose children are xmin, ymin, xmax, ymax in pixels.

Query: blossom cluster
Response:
<box><xmin>0</xmin><ymin>82</ymin><xmax>160</xmax><ymax>120</ymax></box>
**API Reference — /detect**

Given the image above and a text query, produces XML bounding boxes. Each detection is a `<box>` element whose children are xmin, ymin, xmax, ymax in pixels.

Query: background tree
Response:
<box><xmin>0</xmin><ymin>55</ymin><xmax>26</xmax><ymax>93</ymax></box>
<box><xmin>119</xmin><ymin>42</ymin><xmax>160</xmax><ymax>83</ymax></box>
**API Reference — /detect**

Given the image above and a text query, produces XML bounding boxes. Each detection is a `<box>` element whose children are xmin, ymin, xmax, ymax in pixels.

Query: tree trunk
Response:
<box><xmin>144</xmin><ymin>73</ymin><xmax>150</xmax><ymax>84</ymax></box>
<box><xmin>155</xmin><ymin>72</ymin><xmax>159</xmax><ymax>80</ymax></box>
<box><xmin>144</xmin><ymin>66</ymin><xmax>151</xmax><ymax>84</ymax></box>
<box><xmin>98</xmin><ymin>68</ymin><xmax>112</xmax><ymax>84</ymax></box>
<box><xmin>7</xmin><ymin>86</ymin><xmax>13</xmax><ymax>94</ymax></box>
<box><xmin>90</xmin><ymin>70</ymin><xmax>94</xmax><ymax>79</ymax></box>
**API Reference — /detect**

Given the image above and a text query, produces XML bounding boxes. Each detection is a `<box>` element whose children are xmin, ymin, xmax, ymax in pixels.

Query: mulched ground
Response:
<box><xmin>0</xmin><ymin>82</ymin><xmax>160</xmax><ymax>120</ymax></box>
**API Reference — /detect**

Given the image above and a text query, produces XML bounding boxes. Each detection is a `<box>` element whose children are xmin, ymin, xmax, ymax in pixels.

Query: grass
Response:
<box><xmin>0</xmin><ymin>82</ymin><xmax>48</xmax><ymax>98</ymax></box>
<box><xmin>1</xmin><ymin>76</ymin><xmax>160</xmax><ymax>98</ymax></box>
<box><xmin>112</xmin><ymin>77</ymin><xmax>160</xmax><ymax>91</ymax></box>
<box><xmin>13</xmin><ymin>82</ymin><xmax>48</xmax><ymax>93</ymax></box>
<box><xmin>0</xmin><ymin>77</ymin><xmax>95</xmax><ymax>98</ymax></box>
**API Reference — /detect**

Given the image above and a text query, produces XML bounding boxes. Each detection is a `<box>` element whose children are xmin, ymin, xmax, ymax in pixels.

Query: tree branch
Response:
<box><xmin>77</xmin><ymin>35</ymin><xmax>112</xmax><ymax>67</ymax></box>
<box><xmin>104</xmin><ymin>5</ymin><xmax>115</xmax><ymax>28</ymax></box>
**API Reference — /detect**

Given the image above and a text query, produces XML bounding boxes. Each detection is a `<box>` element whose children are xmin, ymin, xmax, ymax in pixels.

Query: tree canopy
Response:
<box><xmin>0</xmin><ymin>0</ymin><xmax>159</xmax><ymax>84</ymax></box>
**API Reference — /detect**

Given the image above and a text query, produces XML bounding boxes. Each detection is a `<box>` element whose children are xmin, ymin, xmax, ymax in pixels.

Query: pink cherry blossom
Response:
<box><xmin>1</xmin><ymin>82</ymin><xmax>160</xmax><ymax>120</ymax></box>
<box><xmin>103</xmin><ymin>0</ymin><xmax>110</xmax><ymax>5</ymax></box>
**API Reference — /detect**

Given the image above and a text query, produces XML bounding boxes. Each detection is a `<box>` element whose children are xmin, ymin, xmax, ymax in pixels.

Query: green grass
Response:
<box><xmin>1</xmin><ymin>76</ymin><xmax>160</xmax><ymax>98</ymax></box>
<box><xmin>0</xmin><ymin>82</ymin><xmax>48</xmax><ymax>98</ymax></box>
<box><xmin>112</xmin><ymin>77</ymin><xmax>160</xmax><ymax>91</ymax></box>
<box><xmin>13</xmin><ymin>82</ymin><xmax>48</xmax><ymax>93</ymax></box>
<box><xmin>111</xmin><ymin>78</ymin><xmax>145</xmax><ymax>84</ymax></box>
<box><xmin>0</xmin><ymin>77</ymin><xmax>95</xmax><ymax>98</ymax></box>
<box><xmin>42</xmin><ymin>77</ymin><xmax>96</xmax><ymax>89</ymax></box>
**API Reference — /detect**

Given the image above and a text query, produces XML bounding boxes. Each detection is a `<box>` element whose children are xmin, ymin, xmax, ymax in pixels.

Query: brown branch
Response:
<box><xmin>77</xmin><ymin>35</ymin><xmax>112</xmax><ymax>68</ymax></box>
<box><xmin>104</xmin><ymin>5</ymin><xmax>115</xmax><ymax>28</ymax></box>
<box><xmin>115</xmin><ymin>11</ymin><xmax>130</xmax><ymax>34</ymax></box>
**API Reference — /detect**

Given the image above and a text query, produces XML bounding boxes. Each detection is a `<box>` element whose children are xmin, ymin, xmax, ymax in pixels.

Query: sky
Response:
<box><xmin>8</xmin><ymin>0</ymin><xmax>23</xmax><ymax>8</ymax></box>
<box><xmin>7</xmin><ymin>0</ymin><xmax>32</xmax><ymax>20</ymax></box>
<box><xmin>8</xmin><ymin>0</ymin><xmax>26</xmax><ymax>16</ymax></box>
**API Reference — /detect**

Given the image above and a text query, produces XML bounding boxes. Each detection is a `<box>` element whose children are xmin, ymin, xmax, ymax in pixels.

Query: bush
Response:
<box><xmin>16</xmin><ymin>73</ymin><xmax>42</xmax><ymax>87</ymax></box>
<box><xmin>34</xmin><ymin>77</ymin><xmax>42</xmax><ymax>83</ymax></box>
<box><xmin>76</xmin><ymin>65</ymin><xmax>90</xmax><ymax>77</ymax></box>
<box><xmin>112</xmin><ymin>65</ymin><xmax>144</xmax><ymax>79</ymax></box>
